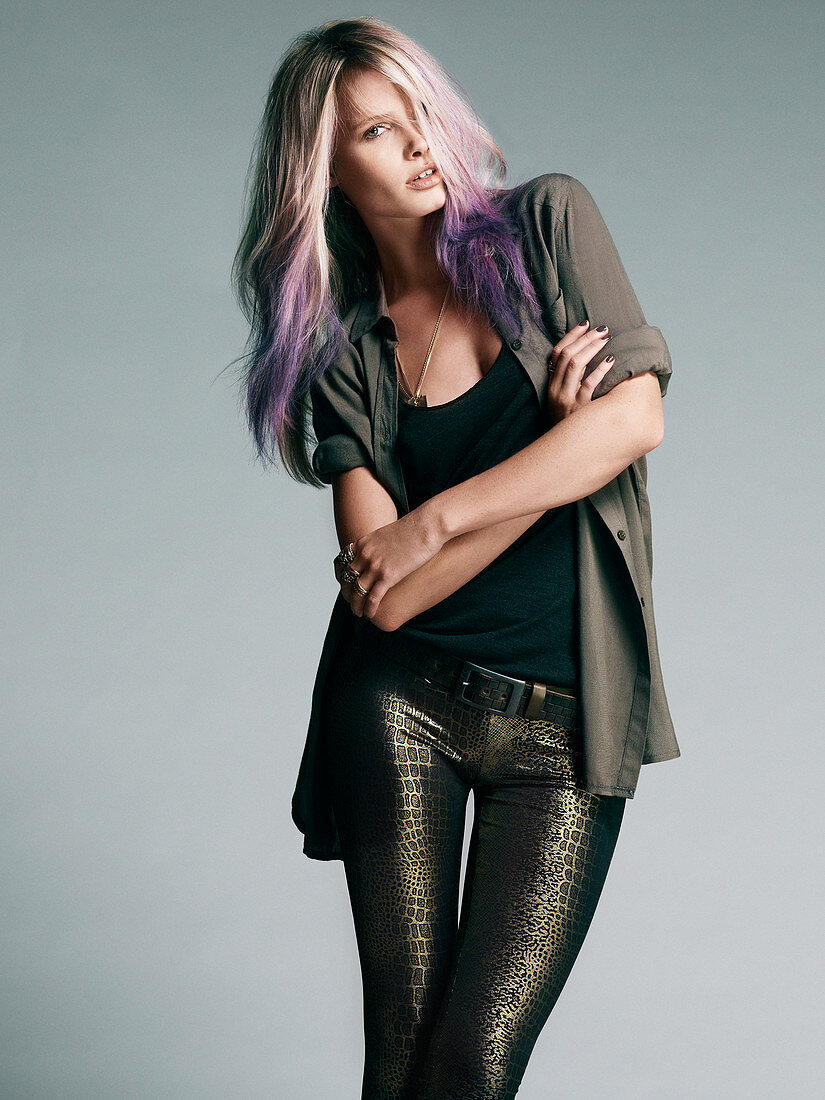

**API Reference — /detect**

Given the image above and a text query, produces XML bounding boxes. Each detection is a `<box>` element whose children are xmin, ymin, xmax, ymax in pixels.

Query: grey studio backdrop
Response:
<box><xmin>2</xmin><ymin>2</ymin><xmax>822</xmax><ymax>1097</ymax></box>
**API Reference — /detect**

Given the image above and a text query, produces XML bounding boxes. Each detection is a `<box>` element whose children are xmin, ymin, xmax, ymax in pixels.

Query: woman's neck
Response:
<box><xmin>368</xmin><ymin>221</ymin><xmax>446</xmax><ymax>305</ymax></box>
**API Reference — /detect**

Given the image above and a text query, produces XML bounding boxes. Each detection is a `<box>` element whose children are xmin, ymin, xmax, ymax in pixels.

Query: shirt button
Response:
<box><xmin>617</xmin><ymin>529</ymin><xmax>627</xmax><ymax>540</ymax></box>
<box><xmin>640</xmin><ymin>596</ymin><xmax>646</xmax><ymax>606</ymax></box>
<box><xmin>510</xmin><ymin>339</ymin><xmax>522</xmax><ymax>350</ymax></box>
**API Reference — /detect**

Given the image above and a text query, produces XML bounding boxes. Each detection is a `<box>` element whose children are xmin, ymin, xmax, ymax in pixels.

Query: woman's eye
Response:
<box><xmin>363</xmin><ymin>123</ymin><xmax>389</xmax><ymax>140</ymax></box>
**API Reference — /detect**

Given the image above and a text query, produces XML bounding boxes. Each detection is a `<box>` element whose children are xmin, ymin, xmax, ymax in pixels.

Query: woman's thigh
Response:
<box><xmin>322</xmin><ymin>641</ymin><xmax>470</xmax><ymax>1098</ymax></box>
<box><xmin>416</xmin><ymin>714</ymin><xmax>626</xmax><ymax>1100</ymax></box>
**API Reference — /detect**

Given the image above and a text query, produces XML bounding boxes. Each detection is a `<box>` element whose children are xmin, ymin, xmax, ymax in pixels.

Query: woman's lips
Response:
<box><xmin>407</xmin><ymin>167</ymin><xmax>442</xmax><ymax>189</ymax></box>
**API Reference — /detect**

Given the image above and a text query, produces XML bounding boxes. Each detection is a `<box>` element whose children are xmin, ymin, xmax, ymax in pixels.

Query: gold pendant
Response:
<box><xmin>409</xmin><ymin>393</ymin><xmax>427</xmax><ymax>407</ymax></box>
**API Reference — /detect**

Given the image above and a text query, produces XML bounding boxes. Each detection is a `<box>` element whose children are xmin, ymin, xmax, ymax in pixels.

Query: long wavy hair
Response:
<box><xmin>231</xmin><ymin>17</ymin><xmax>542</xmax><ymax>485</ymax></box>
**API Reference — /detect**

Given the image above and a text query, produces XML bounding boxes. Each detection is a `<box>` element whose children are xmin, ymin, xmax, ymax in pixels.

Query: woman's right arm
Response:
<box><xmin>331</xmin><ymin>466</ymin><xmax>544</xmax><ymax>631</ymax></box>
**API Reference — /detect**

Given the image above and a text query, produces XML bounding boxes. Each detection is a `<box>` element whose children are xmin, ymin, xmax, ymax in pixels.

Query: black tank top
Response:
<box><xmin>395</xmin><ymin>340</ymin><xmax>580</xmax><ymax>690</ymax></box>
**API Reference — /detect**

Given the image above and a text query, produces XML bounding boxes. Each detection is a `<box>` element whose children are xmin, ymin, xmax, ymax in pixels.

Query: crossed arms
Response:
<box><xmin>330</xmin><ymin>369</ymin><xmax>663</xmax><ymax>632</ymax></box>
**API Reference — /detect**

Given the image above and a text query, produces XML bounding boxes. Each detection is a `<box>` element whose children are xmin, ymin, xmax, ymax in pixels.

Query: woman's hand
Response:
<box><xmin>334</xmin><ymin>508</ymin><xmax>445</xmax><ymax>621</ymax></box>
<box><xmin>546</xmin><ymin>319</ymin><xmax>615</xmax><ymax>424</ymax></box>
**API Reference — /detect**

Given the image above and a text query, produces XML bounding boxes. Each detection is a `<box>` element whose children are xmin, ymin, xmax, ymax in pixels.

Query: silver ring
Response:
<box><xmin>352</xmin><ymin>579</ymin><xmax>369</xmax><ymax>598</ymax></box>
<box><xmin>342</xmin><ymin>566</ymin><xmax>361</xmax><ymax>585</ymax></box>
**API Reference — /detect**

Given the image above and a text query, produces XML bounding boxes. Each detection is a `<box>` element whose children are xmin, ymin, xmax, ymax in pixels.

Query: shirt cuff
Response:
<box><xmin>589</xmin><ymin>324</ymin><xmax>672</xmax><ymax>400</ymax></box>
<box><xmin>312</xmin><ymin>434</ymin><xmax>374</xmax><ymax>484</ymax></box>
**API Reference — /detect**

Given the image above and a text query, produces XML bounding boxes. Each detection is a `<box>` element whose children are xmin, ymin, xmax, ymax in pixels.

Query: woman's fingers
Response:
<box><xmin>545</xmin><ymin>319</ymin><xmax>615</xmax><ymax>423</ymax></box>
<box><xmin>577</xmin><ymin>357</ymin><xmax>614</xmax><ymax>398</ymax></box>
<box><xmin>350</xmin><ymin>570</ymin><xmax>371</xmax><ymax>616</ymax></box>
<box><xmin>343</xmin><ymin>558</ymin><xmax>400</xmax><ymax>620</ymax></box>
<box><xmin>338</xmin><ymin>552</ymin><xmax>377</xmax><ymax>618</ymax></box>
<box><xmin>552</xmin><ymin>320</ymin><xmax>606</xmax><ymax>365</ymax></box>
<box><xmin>561</xmin><ymin>334</ymin><xmax>610</xmax><ymax>397</ymax></box>
<box><xmin>550</xmin><ymin>325</ymin><xmax>610</xmax><ymax>393</ymax></box>
<box><xmin>339</xmin><ymin>557</ymin><xmax>365</xmax><ymax>614</ymax></box>
<box><xmin>552</xmin><ymin>318</ymin><xmax>591</xmax><ymax>359</ymax></box>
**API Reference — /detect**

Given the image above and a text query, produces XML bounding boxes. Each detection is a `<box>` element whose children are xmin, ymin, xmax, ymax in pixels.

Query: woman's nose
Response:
<box><xmin>405</xmin><ymin>125</ymin><xmax>428</xmax><ymax>155</ymax></box>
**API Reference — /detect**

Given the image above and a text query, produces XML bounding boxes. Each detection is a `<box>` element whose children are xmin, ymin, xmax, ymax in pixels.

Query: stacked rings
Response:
<box><xmin>335</xmin><ymin>542</ymin><xmax>369</xmax><ymax>598</ymax></box>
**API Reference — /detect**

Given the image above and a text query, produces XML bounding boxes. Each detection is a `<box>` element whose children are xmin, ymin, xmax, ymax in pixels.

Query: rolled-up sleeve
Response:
<box><xmin>550</xmin><ymin>174</ymin><xmax>672</xmax><ymax>399</ymax></box>
<box><xmin>310</xmin><ymin>341</ymin><xmax>375</xmax><ymax>483</ymax></box>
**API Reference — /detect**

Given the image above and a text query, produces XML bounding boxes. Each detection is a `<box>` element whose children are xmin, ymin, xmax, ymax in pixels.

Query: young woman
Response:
<box><xmin>233</xmin><ymin>17</ymin><xmax>680</xmax><ymax>1099</ymax></box>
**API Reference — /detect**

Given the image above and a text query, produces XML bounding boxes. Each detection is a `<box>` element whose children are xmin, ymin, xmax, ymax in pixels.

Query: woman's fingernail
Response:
<box><xmin>605</xmin><ymin>354</ymin><xmax>615</xmax><ymax>364</ymax></box>
<box><xmin>595</xmin><ymin>324</ymin><xmax>608</xmax><ymax>332</ymax></box>
<box><xmin>579</xmin><ymin>319</ymin><xmax>589</xmax><ymax>327</ymax></box>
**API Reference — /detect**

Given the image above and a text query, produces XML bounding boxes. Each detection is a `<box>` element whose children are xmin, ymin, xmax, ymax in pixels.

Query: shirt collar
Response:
<box><xmin>346</xmin><ymin>265</ymin><xmax>553</xmax><ymax>420</ymax></box>
<box><xmin>348</xmin><ymin>267</ymin><xmax>397</xmax><ymax>343</ymax></box>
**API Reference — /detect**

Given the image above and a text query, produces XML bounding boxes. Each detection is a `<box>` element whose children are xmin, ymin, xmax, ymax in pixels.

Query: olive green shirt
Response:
<box><xmin>292</xmin><ymin>171</ymin><xmax>680</xmax><ymax>860</ymax></box>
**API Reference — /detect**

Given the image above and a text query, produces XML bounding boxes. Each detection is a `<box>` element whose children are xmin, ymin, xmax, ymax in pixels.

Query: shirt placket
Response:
<box><xmin>362</xmin><ymin>330</ymin><xmax>409</xmax><ymax>516</ymax></box>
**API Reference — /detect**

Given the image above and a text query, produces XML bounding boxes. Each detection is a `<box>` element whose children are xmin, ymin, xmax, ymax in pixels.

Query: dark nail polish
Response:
<box><xmin>605</xmin><ymin>354</ymin><xmax>615</xmax><ymax>363</ymax></box>
<box><xmin>595</xmin><ymin>325</ymin><xmax>608</xmax><ymax>332</ymax></box>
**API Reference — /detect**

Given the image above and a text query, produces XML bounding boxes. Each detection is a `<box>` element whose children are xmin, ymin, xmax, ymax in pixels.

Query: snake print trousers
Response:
<box><xmin>322</xmin><ymin>624</ymin><xmax>626</xmax><ymax>1100</ymax></box>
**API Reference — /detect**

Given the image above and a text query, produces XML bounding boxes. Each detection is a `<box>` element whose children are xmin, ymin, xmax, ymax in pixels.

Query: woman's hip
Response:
<box><xmin>321</xmin><ymin>614</ymin><xmax>586</xmax><ymax>791</ymax></box>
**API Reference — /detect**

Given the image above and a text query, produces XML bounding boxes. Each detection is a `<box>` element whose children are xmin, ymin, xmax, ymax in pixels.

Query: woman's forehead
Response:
<box><xmin>337</xmin><ymin>67</ymin><xmax>414</xmax><ymax>123</ymax></box>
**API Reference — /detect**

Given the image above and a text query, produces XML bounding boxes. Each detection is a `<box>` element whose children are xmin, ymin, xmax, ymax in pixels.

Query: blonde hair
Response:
<box><xmin>231</xmin><ymin>17</ymin><xmax>540</xmax><ymax>483</ymax></box>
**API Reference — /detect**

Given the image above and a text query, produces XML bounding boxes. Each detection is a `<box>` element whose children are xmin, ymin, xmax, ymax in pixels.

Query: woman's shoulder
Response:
<box><xmin>496</xmin><ymin>171</ymin><xmax>580</xmax><ymax>217</ymax></box>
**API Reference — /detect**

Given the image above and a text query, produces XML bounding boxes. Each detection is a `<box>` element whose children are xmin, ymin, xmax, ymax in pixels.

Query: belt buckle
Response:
<box><xmin>456</xmin><ymin>660</ymin><xmax>527</xmax><ymax>718</ymax></box>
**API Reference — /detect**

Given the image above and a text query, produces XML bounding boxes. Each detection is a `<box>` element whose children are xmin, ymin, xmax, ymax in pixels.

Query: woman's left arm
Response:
<box><xmin>420</xmin><ymin>369</ymin><xmax>662</xmax><ymax>544</ymax></box>
<box><xmin>420</xmin><ymin>173</ymin><xmax>671</xmax><ymax>541</ymax></box>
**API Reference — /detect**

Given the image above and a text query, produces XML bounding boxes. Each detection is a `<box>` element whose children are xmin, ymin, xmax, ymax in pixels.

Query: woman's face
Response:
<box><xmin>330</xmin><ymin>67</ymin><xmax>446</xmax><ymax>224</ymax></box>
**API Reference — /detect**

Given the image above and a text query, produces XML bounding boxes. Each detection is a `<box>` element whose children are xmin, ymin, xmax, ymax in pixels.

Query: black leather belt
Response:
<box><xmin>353</xmin><ymin>616</ymin><xmax>580</xmax><ymax>727</ymax></box>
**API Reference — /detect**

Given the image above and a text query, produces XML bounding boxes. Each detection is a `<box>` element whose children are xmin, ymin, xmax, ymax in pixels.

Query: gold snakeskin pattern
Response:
<box><xmin>322</xmin><ymin>628</ymin><xmax>625</xmax><ymax>1100</ymax></box>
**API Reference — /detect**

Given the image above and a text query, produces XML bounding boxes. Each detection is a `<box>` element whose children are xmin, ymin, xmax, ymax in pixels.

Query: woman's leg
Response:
<box><xmin>323</xmin><ymin>641</ymin><xmax>470</xmax><ymax>1100</ymax></box>
<box><xmin>415</xmin><ymin>713</ymin><xmax>626</xmax><ymax>1100</ymax></box>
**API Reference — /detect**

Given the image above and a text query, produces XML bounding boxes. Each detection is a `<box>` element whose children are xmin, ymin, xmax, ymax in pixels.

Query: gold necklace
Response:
<box><xmin>395</xmin><ymin>284</ymin><xmax>451</xmax><ymax>408</ymax></box>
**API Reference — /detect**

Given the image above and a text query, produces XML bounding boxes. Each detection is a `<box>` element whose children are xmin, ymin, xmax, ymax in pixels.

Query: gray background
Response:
<box><xmin>3</xmin><ymin>1</ymin><xmax>822</xmax><ymax>1096</ymax></box>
